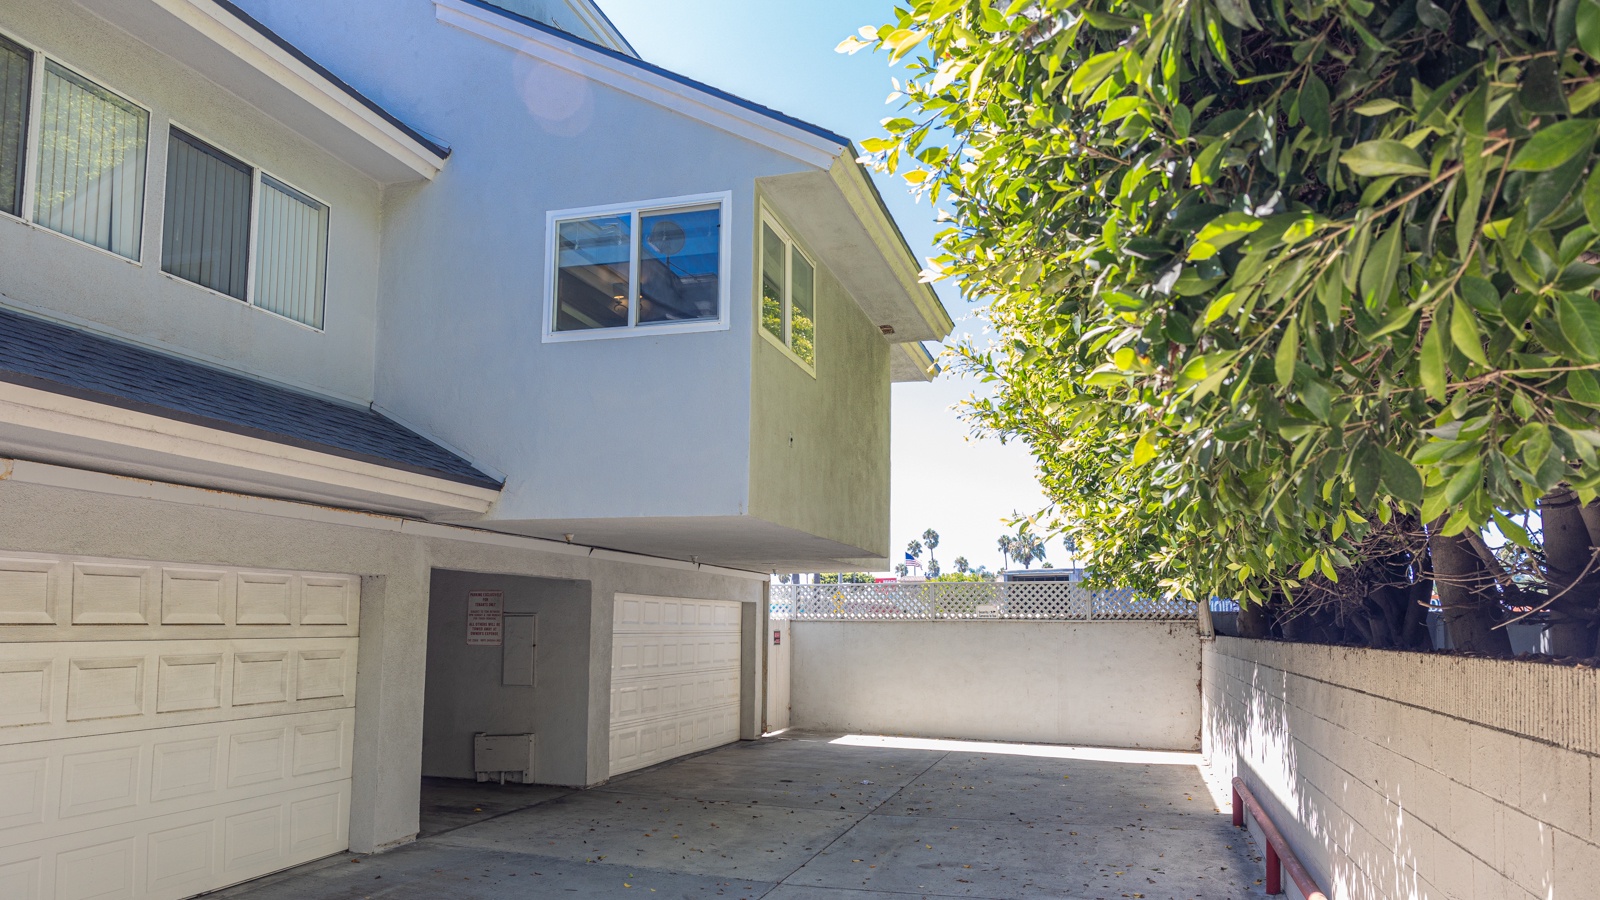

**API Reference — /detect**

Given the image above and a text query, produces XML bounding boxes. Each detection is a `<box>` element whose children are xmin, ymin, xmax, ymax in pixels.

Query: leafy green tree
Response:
<box><xmin>846</xmin><ymin>0</ymin><xmax>1600</xmax><ymax>656</ymax></box>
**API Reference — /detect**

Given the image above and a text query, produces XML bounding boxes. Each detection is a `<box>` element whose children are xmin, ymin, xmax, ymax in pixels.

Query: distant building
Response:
<box><xmin>1003</xmin><ymin>567</ymin><xmax>1086</xmax><ymax>584</ymax></box>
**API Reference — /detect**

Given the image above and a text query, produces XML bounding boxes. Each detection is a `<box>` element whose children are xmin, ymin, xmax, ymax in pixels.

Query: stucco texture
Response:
<box><xmin>789</xmin><ymin>620</ymin><xmax>1202</xmax><ymax>750</ymax></box>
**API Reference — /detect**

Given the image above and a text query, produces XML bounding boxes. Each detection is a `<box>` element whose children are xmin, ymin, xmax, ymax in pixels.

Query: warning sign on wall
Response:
<box><xmin>467</xmin><ymin>591</ymin><xmax>505</xmax><ymax>646</ymax></box>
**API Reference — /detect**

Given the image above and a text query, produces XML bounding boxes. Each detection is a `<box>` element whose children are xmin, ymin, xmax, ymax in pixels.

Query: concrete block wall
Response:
<box><xmin>791</xmin><ymin>620</ymin><xmax>1201</xmax><ymax>750</ymax></box>
<box><xmin>1204</xmin><ymin>637</ymin><xmax>1600</xmax><ymax>899</ymax></box>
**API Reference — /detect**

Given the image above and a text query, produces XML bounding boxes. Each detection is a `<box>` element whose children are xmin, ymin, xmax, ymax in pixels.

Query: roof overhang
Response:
<box><xmin>758</xmin><ymin>156</ymin><xmax>955</xmax><ymax>348</ymax></box>
<box><xmin>434</xmin><ymin>0</ymin><xmax>849</xmax><ymax>169</ymax></box>
<box><xmin>890</xmin><ymin>343</ymin><xmax>941</xmax><ymax>383</ymax></box>
<box><xmin>0</xmin><ymin>379</ymin><xmax>500</xmax><ymax>518</ymax></box>
<box><xmin>73</xmin><ymin>0</ymin><xmax>449</xmax><ymax>184</ymax></box>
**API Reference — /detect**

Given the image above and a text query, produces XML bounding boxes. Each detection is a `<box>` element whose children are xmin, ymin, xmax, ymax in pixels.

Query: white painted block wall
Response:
<box><xmin>1204</xmin><ymin>637</ymin><xmax>1600</xmax><ymax>899</ymax></box>
<box><xmin>789</xmin><ymin>621</ymin><xmax>1201</xmax><ymax>750</ymax></box>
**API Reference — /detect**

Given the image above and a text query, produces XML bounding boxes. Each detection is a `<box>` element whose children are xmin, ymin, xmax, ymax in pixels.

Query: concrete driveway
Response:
<box><xmin>217</xmin><ymin>732</ymin><xmax>1264</xmax><ymax>899</ymax></box>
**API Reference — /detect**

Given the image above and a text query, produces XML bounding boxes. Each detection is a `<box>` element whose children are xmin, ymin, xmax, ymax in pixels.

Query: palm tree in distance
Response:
<box><xmin>996</xmin><ymin>535</ymin><xmax>1014</xmax><ymax>571</ymax></box>
<box><xmin>954</xmin><ymin>556</ymin><xmax>970</xmax><ymax>575</ymax></box>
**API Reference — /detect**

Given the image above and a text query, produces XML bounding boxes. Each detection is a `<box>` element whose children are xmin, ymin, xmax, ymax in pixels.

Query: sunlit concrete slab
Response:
<box><xmin>220</xmin><ymin>731</ymin><xmax>1264</xmax><ymax>900</ymax></box>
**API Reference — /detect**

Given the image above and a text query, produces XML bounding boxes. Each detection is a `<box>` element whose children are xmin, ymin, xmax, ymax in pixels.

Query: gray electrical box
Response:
<box><xmin>502</xmin><ymin>613</ymin><xmax>536</xmax><ymax>686</ymax></box>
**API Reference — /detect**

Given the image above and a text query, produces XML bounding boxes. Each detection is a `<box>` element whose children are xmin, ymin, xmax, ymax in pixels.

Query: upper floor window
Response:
<box><xmin>162</xmin><ymin>128</ymin><xmax>329</xmax><ymax>328</ymax></box>
<box><xmin>545</xmin><ymin>193</ymin><xmax>731</xmax><ymax>342</ymax></box>
<box><xmin>759</xmin><ymin>211</ymin><xmax>816</xmax><ymax>370</ymax></box>
<box><xmin>0</xmin><ymin>46</ymin><xmax>152</xmax><ymax>261</ymax></box>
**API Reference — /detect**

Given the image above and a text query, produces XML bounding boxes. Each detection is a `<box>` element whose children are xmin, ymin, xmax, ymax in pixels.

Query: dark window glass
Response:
<box><xmin>639</xmin><ymin>206</ymin><xmax>720</xmax><ymax>324</ymax></box>
<box><xmin>554</xmin><ymin>215</ymin><xmax>631</xmax><ymax>331</ymax></box>
<box><xmin>0</xmin><ymin>35</ymin><xmax>29</xmax><ymax>218</ymax></box>
<box><xmin>162</xmin><ymin>129</ymin><xmax>251</xmax><ymax>299</ymax></box>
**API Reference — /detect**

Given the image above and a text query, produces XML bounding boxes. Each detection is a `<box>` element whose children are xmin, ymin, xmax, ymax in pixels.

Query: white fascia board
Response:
<box><xmin>830</xmin><ymin>156</ymin><xmax>955</xmax><ymax>343</ymax></box>
<box><xmin>556</xmin><ymin>0</ymin><xmax>637</xmax><ymax>56</ymax></box>
<box><xmin>0</xmin><ymin>456</ymin><xmax>771</xmax><ymax>581</ymax></box>
<box><xmin>141</xmin><ymin>0</ymin><xmax>447</xmax><ymax>180</ymax></box>
<box><xmin>434</xmin><ymin>0</ymin><xmax>845</xmax><ymax>169</ymax></box>
<box><xmin>0</xmin><ymin>380</ymin><xmax>499</xmax><ymax>515</ymax></box>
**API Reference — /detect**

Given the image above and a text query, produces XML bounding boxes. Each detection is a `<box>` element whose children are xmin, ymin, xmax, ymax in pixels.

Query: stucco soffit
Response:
<box><xmin>74</xmin><ymin>0</ymin><xmax>448</xmax><ymax>183</ymax></box>
<box><xmin>433</xmin><ymin>0</ymin><xmax>846</xmax><ymax>169</ymax></box>
<box><xmin>891</xmin><ymin>343</ymin><xmax>940</xmax><ymax>383</ymax></box>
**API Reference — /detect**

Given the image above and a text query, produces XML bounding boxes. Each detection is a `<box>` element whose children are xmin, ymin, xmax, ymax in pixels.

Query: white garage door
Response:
<box><xmin>0</xmin><ymin>552</ymin><xmax>359</xmax><ymax>900</ymax></box>
<box><xmin>609</xmin><ymin>595</ymin><xmax>741</xmax><ymax>777</ymax></box>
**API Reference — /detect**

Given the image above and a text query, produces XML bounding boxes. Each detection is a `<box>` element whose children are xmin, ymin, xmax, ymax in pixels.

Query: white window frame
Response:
<box><xmin>757</xmin><ymin>205</ymin><xmax>817</xmax><ymax>376</ymax></box>
<box><xmin>0</xmin><ymin>28</ymin><xmax>153</xmax><ymax>268</ymax></box>
<box><xmin>158</xmin><ymin>121</ymin><xmax>331</xmax><ymax>333</ymax></box>
<box><xmin>542</xmin><ymin>191</ymin><xmax>733</xmax><ymax>344</ymax></box>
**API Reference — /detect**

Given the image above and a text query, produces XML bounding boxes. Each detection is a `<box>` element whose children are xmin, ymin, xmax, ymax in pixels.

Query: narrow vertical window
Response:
<box><xmin>790</xmin><ymin>252</ymin><xmax>815</xmax><ymax>367</ymax></box>
<box><xmin>759</xmin><ymin>213</ymin><xmax>818</xmax><ymax>371</ymax></box>
<box><xmin>760</xmin><ymin>222</ymin><xmax>786</xmax><ymax>344</ymax></box>
<box><xmin>256</xmin><ymin>175</ymin><xmax>328</xmax><ymax>328</ymax></box>
<box><xmin>162</xmin><ymin>130</ymin><xmax>251</xmax><ymax>300</ymax></box>
<box><xmin>34</xmin><ymin>62</ymin><xmax>148</xmax><ymax>260</ymax></box>
<box><xmin>0</xmin><ymin>35</ymin><xmax>30</xmax><ymax>218</ymax></box>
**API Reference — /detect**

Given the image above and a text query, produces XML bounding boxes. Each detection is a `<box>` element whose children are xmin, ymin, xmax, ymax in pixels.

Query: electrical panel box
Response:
<box><xmin>474</xmin><ymin>732</ymin><xmax>536</xmax><ymax>783</ymax></box>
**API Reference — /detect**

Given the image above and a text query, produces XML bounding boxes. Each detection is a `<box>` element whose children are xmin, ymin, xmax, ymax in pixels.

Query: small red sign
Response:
<box><xmin>772</xmin><ymin>630</ymin><xmax>782</xmax><ymax>646</ymax></box>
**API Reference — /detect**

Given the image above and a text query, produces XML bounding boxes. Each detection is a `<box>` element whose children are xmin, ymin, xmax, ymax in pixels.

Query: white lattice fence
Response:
<box><xmin>770</xmin><ymin>583</ymin><xmax>1197</xmax><ymax>621</ymax></box>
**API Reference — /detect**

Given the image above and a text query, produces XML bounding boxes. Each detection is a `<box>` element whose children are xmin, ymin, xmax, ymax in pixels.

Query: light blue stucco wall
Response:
<box><xmin>235</xmin><ymin>0</ymin><xmax>825</xmax><ymax>523</ymax></box>
<box><xmin>0</xmin><ymin>0</ymin><xmax>385</xmax><ymax>403</ymax></box>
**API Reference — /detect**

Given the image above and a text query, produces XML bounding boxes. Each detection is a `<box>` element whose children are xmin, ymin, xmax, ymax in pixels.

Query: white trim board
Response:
<box><xmin>0</xmin><ymin>457</ymin><xmax>771</xmax><ymax>582</ymax></box>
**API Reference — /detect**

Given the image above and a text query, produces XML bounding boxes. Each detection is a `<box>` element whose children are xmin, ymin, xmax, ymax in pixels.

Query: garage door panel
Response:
<box><xmin>0</xmin><ymin>639</ymin><xmax>357</xmax><ymax>747</ymax></box>
<box><xmin>609</xmin><ymin>595</ymin><xmax>742</xmax><ymax>777</ymax></box>
<box><xmin>0</xmin><ymin>550</ymin><xmax>358</xmax><ymax>899</ymax></box>
<box><xmin>0</xmin><ymin>554</ymin><xmax>358</xmax><ymax>641</ymax></box>
<box><xmin>0</xmin><ymin>780</ymin><xmax>350</xmax><ymax>900</ymax></box>
<box><xmin>0</xmin><ymin>710</ymin><xmax>353</xmax><ymax>848</ymax></box>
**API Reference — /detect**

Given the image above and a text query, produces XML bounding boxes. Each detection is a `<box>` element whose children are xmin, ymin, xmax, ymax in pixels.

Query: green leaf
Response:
<box><xmin>1582</xmin><ymin>0</ymin><xmax>1600</xmax><ymax>60</ymax></box>
<box><xmin>1569</xmin><ymin>368</ymin><xmax>1600</xmax><ymax>403</ymax></box>
<box><xmin>1379</xmin><ymin>449</ymin><xmax>1425</xmax><ymax>506</ymax></box>
<box><xmin>1527</xmin><ymin>146</ymin><xmax>1592</xmax><ymax>226</ymax></box>
<box><xmin>1132</xmin><ymin>432</ymin><xmax>1158</xmax><ymax>467</ymax></box>
<box><xmin>1421</xmin><ymin>320</ymin><xmax>1448</xmax><ymax>402</ymax></box>
<box><xmin>1558</xmin><ymin>294</ymin><xmax>1600</xmax><ymax>361</ymax></box>
<box><xmin>1352</xmin><ymin>99</ymin><xmax>1405</xmax><ymax>116</ymax></box>
<box><xmin>1509</xmin><ymin>119</ymin><xmax>1599</xmax><ymax>171</ymax></box>
<box><xmin>1275</xmin><ymin>325</ymin><xmax>1299</xmax><ymax>387</ymax></box>
<box><xmin>1450</xmin><ymin>296</ymin><xmax>1491</xmax><ymax>365</ymax></box>
<box><xmin>1493</xmin><ymin>510</ymin><xmax>1535</xmax><ymax>549</ymax></box>
<box><xmin>1341</xmin><ymin>140</ymin><xmax>1429</xmax><ymax>177</ymax></box>
<box><xmin>1444</xmin><ymin>458</ymin><xmax>1484</xmax><ymax>505</ymax></box>
<box><xmin>1521</xmin><ymin>58</ymin><xmax>1571</xmax><ymax>115</ymax></box>
<box><xmin>1360</xmin><ymin>226</ymin><xmax>1403</xmax><ymax>306</ymax></box>
<box><xmin>1582</xmin><ymin>163</ymin><xmax>1600</xmax><ymax>229</ymax></box>
<box><xmin>1300</xmin><ymin>75</ymin><xmax>1331</xmax><ymax>137</ymax></box>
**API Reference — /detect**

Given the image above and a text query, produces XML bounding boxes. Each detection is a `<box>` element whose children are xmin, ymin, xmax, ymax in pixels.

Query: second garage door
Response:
<box><xmin>608</xmin><ymin>595</ymin><xmax>741</xmax><ymax>777</ymax></box>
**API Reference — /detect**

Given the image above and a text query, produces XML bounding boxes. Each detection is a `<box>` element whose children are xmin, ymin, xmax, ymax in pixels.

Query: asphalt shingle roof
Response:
<box><xmin>0</xmin><ymin>306</ymin><xmax>501</xmax><ymax>490</ymax></box>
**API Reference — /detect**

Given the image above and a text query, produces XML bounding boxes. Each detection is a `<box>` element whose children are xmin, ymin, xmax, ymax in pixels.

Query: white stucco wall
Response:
<box><xmin>0</xmin><ymin>0</ymin><xmax>384</xmax><ymax>404</ymax></box>
<box><xmin>1205</xmin><ymin>637</ymin><xmax>1600</xmax><ymax>899</ymax></box>
<box><xmin>422</xmin><ymin>569</ymin><xmax>593</xmax><ymax>786</ymax></box>
<box><xmin>0</xmin><ymin>461</ymin><xmax>765</xmax><ymax>853</ymax></box>
<box><xmin>789</xmin><ymin>621</ymin><xmax>1202</xmax><ymax>750</ymax></box>
<box><xmin>231</xmin><ymin>0</ymin><xmax>825</xmax><ymax>524</ymax></box>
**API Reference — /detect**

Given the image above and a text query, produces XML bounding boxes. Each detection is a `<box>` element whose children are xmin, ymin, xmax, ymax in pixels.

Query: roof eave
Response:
<box><xmin>76</xmin><ymin>0</ymin><xmax>449</xmax><ymax>183</ymax></box>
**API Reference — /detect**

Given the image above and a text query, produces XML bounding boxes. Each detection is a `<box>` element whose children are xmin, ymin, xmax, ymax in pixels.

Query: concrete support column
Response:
<box><xmin>584</xmin><ymin>585</ymin><xmax>615</xmax><ymax>786</ymax></box>
<box><xmin>348</xmin><ymin>556</ymin><xmax>430</xmax><ymax>852</ymax></box>
<box><xmin>739</xmin><ymin>597</ymin><xmax>764</xmax><ymax>741</ymax></box>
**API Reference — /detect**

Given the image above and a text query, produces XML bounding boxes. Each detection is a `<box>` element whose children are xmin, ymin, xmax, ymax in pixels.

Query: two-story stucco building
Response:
<box><xmin>0</xmin><ymin>2</ymin><xmax>952</xmax><ymax>897</ymax></box>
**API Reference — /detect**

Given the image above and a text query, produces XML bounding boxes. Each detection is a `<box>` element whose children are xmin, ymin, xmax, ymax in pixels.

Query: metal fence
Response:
<box><xmin>769</xmin><ymin>582</ymin><xmax>1198</xmax><ymax>621</ymax></box>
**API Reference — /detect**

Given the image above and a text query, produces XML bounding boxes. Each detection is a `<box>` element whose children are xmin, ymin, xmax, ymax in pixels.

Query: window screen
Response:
<box><xmin>34</xmin><ymin>61</ymin><xmax>148</xmax><ymax>259</ymax></box>
<box><xmin>255</xmin><ymin>175</ymin><xmax>329</xmax><ymax>328</ymax></box>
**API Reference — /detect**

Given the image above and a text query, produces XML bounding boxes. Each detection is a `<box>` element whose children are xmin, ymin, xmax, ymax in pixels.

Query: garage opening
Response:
<box><xmin>419</xmin><ymin>570</ymin><xmax>592</xmax><ymax>835</ymax></box>
<box><xmin>608</xmin><ymin>594</ymin><xmax>744</xmax><ymax>777</ymax></box>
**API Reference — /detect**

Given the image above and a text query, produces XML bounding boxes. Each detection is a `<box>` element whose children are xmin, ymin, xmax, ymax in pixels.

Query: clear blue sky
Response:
<box><xmin>596</xmin><ymin>0</ymin><xmax>1060</xmax><ymax>572</ymax></box>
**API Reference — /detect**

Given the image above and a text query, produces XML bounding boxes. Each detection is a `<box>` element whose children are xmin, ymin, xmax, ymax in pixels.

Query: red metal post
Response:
<box><xmin>1232</xmin><ymin>784</ymin><xmax>1244</xmax><ymax>828</ymax></box>
<box><xmin>1265</xmin><ymin>840</ymin><xmax>1282</xmax><ymax>894</ymax></box>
